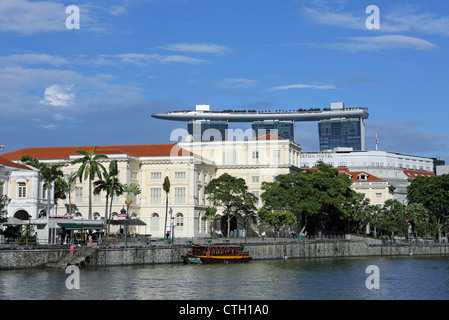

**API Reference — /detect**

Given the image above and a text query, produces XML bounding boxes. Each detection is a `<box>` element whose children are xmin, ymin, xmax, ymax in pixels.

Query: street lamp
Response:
<box><xmin>120</xmin><ymin>206</ymin><xmax>127</xmax><ymax>245</ymax></box>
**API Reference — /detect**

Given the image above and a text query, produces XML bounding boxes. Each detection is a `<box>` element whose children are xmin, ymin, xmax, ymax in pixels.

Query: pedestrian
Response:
<box><xmin>70</xmin><ymin>243</ymin><xmax>75</xmax><ymax>256</ymax></box>
<box><xmin>262</xmin><ymin>231</ymin><xmax>266</xmax><ymax>241</ymax></box>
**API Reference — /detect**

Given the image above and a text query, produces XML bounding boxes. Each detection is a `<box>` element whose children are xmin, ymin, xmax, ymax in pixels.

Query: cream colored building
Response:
<box><xmin>344</xmin><ymin>171</ymin><xmax>395</xmax><ymax>206</ymax></box>
<box><xmin>3</xmin><ymin>135</ymin><xmax>302</xmax><ymax>239</ymax></box>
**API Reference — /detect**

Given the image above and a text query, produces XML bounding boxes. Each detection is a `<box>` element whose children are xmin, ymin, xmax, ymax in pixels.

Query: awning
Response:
<box><xmin>108</xmin><ymin>217</ymin><xmax>146</xmax><ymax>226</ymax></box>
<box><xmin>58</xmin><ymin>222</ymin><xmax>105</xmax><ymax>230</ymax></box>
<box><xmin>3</xmin><ymin>217</ymin><xmax>29</xmax><ymax>226</ymax></box>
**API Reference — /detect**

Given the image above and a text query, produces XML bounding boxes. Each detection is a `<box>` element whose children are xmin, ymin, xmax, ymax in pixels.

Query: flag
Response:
<box><xmin>375</xmin><ymin>133</ymin><xmax>378</xmax><ymax>144</ymax></box>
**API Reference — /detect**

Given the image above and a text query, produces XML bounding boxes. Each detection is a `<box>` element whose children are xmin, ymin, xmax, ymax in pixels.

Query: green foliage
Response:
<box><xmin>260</xmin><ymin>163</ymin><xmax>355</xmax><ymax>235</ymax></box>
<box><xmin>0</xmin><ymin>195</ymin><xmax>10</xmax><ymax>223</ymax></box>
<box><xmin>205</xmin><ymin>173</ymin><xmax>248</xmax><ymax>238</ymax></box>
<box><xmin>71</xmin><ymin>146</ymin><xmax>108</xmax><ymax>219</ymax></box>
<box><xmin>407</xmin><ymin>174</ymin><xmax>449</xmax><ymax>241</ymax></box>
<box><xmin>258</xmin><ymin>209</ymin><xmax>295</xmax><ymax>238</ymax></box>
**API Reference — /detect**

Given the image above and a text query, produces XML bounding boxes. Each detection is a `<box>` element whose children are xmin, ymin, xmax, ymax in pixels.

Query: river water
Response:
<box><xmin>1</xmin><ymin>255</ymin><xmax>449</xmax><ymax>300</ymax></box>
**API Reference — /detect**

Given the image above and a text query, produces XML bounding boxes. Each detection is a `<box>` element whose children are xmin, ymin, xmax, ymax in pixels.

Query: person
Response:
<box><xmin>88</xmin><ymin>235</ymin><xmax>92</xmax><ymax>247</ymax></box>
<box><xmin>261</xmin><ymin>231</ymin><xmax>266</xmax><ymax>241</ymax></box>
<box><xmin>70</xmin><ymin>243</ymin><xmax>75</xmax><ymax>256</ymax></box>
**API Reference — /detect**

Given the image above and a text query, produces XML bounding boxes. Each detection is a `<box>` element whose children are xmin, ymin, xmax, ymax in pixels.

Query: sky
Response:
<box><xmin>1</xmin><ymin>0</ymin><xmax>449</xmax><ymax>163</ymax></box>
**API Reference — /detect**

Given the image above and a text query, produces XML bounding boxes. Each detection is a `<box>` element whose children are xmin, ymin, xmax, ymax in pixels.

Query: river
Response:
<box><xmin>1</xmin><ymin>255</ymin><xmax>449</xmax><ymax>300</ymax></box>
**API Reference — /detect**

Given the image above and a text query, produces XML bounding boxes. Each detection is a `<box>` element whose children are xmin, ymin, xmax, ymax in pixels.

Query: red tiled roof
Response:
<box><xmin>0</xmin><ymin>156</ymin><xmax>32</xmax><ymax>170</ymax></box>
<box><xmin>307</xmin><ymin>167</ymin><xmax>383</xmax><ymax>181</ymax></box>
<box><xmin>403</xmin><ymin>170</ymin><xmax>435</xmax><ymax>178</ymax></box>
<box><xmin>2</xmin><ymin>144</ymin><xmax>194</xmax><ymax>161</ymax></box>
<box><xmin>344</xmin><ymin>171</ymin><xmax>383</xmax><ymax>181</ymax></box>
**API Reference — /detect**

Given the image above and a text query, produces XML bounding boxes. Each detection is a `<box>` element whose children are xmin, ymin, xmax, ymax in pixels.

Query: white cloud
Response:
<box><xmin>115</xmin><ymin>53</ymin><xmax>207</xmax><ymax>65</ymax></box>
<box><xmin>160</xmin><ymin>43</ymin><xmax>231</xmax><ymax>54</ymax></box>
<box><xmin>266</xmin><ymin>83</ymin><xmax>336</xmax><ymax>91</ymax></box>
<box><xmin>221</xmin><ymin>78</ymin><xmax>258</xmax><ymax>88</ymax></box>
<box><xmin>39</xmin><ymin>84</ymin><xmax>75</xmax><ymax>107</ymax></box>
<box><xmin>0</xmin><ymin>0</ymin><xmax>66</xmax><ymax>34</ymax></box>
<box><xmin>0</xmin><ymin>53</ymin><xmax>69</xmax><ymax>67</ymax></box>
<box><xmin>301</xmin><ymin>2</ymin><xmax>449</xmax><ymax>37</ymax></box>
<box><xmin>320</xmin><ymin>35</ymin><xmax>438</xmax><ymax>52</ymax></box>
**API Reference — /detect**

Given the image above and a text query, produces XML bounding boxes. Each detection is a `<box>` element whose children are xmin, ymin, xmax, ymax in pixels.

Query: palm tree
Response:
<box><xmin>163</xmin><ymin>176</ymin><xmax>170</xmax><ymax>239</ymax></box>
<box><xmin>202</xmin><ymin>207</ymin><xmax>220</xmax><ymax>242</ymax></box>
<box><xmin>20</xmin><ymin>156</ymin><xmax>64</xmax><ymax>243</ymax></box>
<box><xmin>122</xmin><ymin>183</ymin><xmax>141</xmax><ymax>242</ymax></box>
<box><xmin>72</xmin><ymin>146</ymin><xmax>108</xmax><ymax>220</ymax></box>
<box><xmin>61</xmin><ymin>171</ymin><xmax>77</xmax><ymax>216</ymax></box>
<box><xmin>93</xmin><ymin>160</ymin><xmax>124</xmax><ymax>240</ymax></box>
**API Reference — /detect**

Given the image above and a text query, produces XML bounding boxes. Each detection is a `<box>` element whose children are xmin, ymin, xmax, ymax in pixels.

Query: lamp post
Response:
<box><xmin>120</xmin><ymin>206</ymin><xmax>127</xmax><ymax>245</ymax></box>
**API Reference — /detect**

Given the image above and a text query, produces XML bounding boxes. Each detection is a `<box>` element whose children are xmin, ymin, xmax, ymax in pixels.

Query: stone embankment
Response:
<box><xmin>1</xmin><ymin>240</ymin><xmax>449</xmax><ymax>270</ymax></box>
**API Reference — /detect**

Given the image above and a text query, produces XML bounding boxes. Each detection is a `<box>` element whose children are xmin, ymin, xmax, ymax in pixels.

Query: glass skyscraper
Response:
<box><xmin>187</xmin><ymin>120</ymin><xmax>228</xmax><ymax>141</ymax></box>
<box><xmin>252</xmin><ymin>120</ymin><xmax>295</xmax><ymax>141</ymax></box>
<box><xmin>318</xmin><ymin>118</ymin><xmax>365</xmax><ymax>151</ymax></box>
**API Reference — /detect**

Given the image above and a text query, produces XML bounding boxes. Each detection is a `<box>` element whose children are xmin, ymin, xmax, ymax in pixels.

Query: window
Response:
<box><xmin>93</xmin><ymin>191</ymin><xmax>101</xmax><ymax>203</ymax></box>
<box><xmin>42</xmin><ymin>183</ymin><xmax>47</xmax><ymax>199</ymax></box>
<box><xmin>174</xmin><ymin>187</ymin><xmax>186</xmax><ymax>204</ymax></box>
<box><xmin>174</xmin><ymin>171</ymin><xmax>186</xmax><ymax>180</ymax></box>
<box><xmin>75</xmin><ymin>186</ymin><xmax>83</xmax><ymax>203</ymax></box>
<box><xmin>176</xmin><ymin>213</ymin><xmax>184</xmax><ymax>230</ymax></box>
<box><xmin>251</xmin><ymin>176</ymin><xmax>260</xmax><ymax>184</ymax></box>
<box><xmin>131</xmin><ymin>171</ymin><xmax>138</xmax><ymax>180</ymax></box>
<box><xmin>150</xmin><ymin>188</ymin><xmax>162</xmax><ymax>204</ymax></box>
<box><xmin>150</xmin><ymin>172</ymin><xmax>162</xmax><ymax>180</ymax></box>
<box><xmin>18</xmin><ymin>182</ymin><xmax>26</xmax><ymax>198</ymax></box>
<box><xmin>272</xmin><ymin>150</ymin><xmax>281</xmax><ymax>164</ymax></box>
<box><xmin>0</xmin><ymin>182</ymin><xmax>3</xmax><ymax>195</ymax></box>
<box><xmin>375</xmin><ymin>193</ymin><xmax>382</xmax><ymax>199</ymax></box>
<box><xmin>151</xmin><ymin>213</ymin><xmax>159</xmax><ymax>231</ymax></box>
<box><xmin>251</xmin><ymin>151</ymin><xmax>259</xmax><ymax>164</ymax></box>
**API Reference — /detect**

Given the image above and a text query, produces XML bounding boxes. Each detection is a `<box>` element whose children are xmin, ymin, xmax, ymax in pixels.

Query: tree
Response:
<box><xmin>405</xmin><ymin>203</ymin><xmax>431</xmax><ymax>240</ymax></box>
<box><xmin>258</xmin><ymin>209</ymin><xmax>296</xmax><ymax>239</ymax></box>
<box><xmin>234</xmin><ymin>190</ymin><xmax>258</xmax><ymax>243</ymax></box>
<box><xmin>0</xmin><ymin>195</ymin><xmax>10</xmax><ymax>224</ymax></box>
<box><xmin>407</xmin><ymin>175</ymin><xmax>449</xmax><ymax>242</ymax></box>
<box><xmin>201</xmin><ymin>207</ymin><xmax>220</xmax><ymax>241</ymax></box>
<box><xmin>71</xmin><ymin>147</ymin><xmax>108</xmax><ymax>220</ymax></box>
<box><xmin>163</xmin><ymin>176</ymin><xmax>170</xmax><ymax>238</ymax></box>
<box><xmin>60</xmin><ymin>172</ymin><xmax>78</xmax><ymax>216</ymax></box>
<box><xmin>379</xmin><ymin>199</ymin><xmax>407</xmax><ymax>239</ymax></box>
<box><xmin>20</xmin><ymin>155</ymin><xmax>65</xmax><ymax>218</ymax></box>
<box><xmin>20</xmin><ymin>155</ymin><xmax>65</xmax><ymax>243</ymax></box>
<box><xmin>205</xmin><ymin>173</ymin><xmax>248</xmax><ymax>238</ymax></box>
<box><xmin>344</xmin><ymin>193</ymin><xmax>372</xmax><ymax>234</ymax></box>
<box><xmin>93</xmin><ymin>160</ymin><xmax>124</xmax><ymax>239</ymax></box>
<box><xmin>260</xmin><ymin>163</ymin><xmax>355</xmax><ymax>236</ymax></box>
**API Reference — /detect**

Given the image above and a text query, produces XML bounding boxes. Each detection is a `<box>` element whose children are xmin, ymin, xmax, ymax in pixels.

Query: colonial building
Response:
<box><xmin>2</xmin><ymin>136</ymin><xmax>302</xmax><ymax>239</ymax></box>
<box><xmin>0</xmin><ymin>156</ymin><xmax>50</xmax><ymax>220</ymax></box>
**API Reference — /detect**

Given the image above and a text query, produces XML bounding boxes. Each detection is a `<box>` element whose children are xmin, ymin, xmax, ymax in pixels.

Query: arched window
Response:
<box><xmin>151</xmin><ymin>213</ymin><xmax>159</xmax><ymax>231</ymax></box>
<box><xmin>176</xmin><ymin>213</ymin><xmax>184</xmax><ymax>231</ymax></box>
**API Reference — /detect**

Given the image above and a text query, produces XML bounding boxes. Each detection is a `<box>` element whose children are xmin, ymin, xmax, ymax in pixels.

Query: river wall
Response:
<box><xmin>2</xmin><ymin>241</ymin><xmax>449</xmax><ymax>269</ymax></box>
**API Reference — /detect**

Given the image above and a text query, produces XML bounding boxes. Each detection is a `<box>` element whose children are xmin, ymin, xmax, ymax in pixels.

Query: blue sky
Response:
<box><xmin>1</xmin><ymin>0</ymin><xmax>449</xmax><ymax>162</ymax></box>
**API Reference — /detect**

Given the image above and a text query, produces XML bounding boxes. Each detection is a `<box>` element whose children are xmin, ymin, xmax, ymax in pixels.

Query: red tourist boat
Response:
<box><xmin>182</xmin><ymin>245</ymin><xmax>252</xmax><ymax>264</ymax></box>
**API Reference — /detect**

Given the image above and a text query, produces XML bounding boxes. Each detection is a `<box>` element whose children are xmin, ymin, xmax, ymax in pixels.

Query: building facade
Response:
<box><xmin>3</xmin><ymin>136</ymin><xmax>302</xmax><ymax>238</ymax></box>
<box><xmin>300</xmin><ymin>149</ymin><xmax>436</xmax><ymax>204</ymax></box>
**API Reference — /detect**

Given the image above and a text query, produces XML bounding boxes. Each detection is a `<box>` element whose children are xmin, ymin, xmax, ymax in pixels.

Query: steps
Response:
<box><xmin>46</xmin><ymin>247</ymin><xmax>97</xmax><ymax>269</ymax></box>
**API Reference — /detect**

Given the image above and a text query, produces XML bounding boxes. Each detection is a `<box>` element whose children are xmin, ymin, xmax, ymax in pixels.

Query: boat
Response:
<box><xmin>182</xmin><ymin>245</ymin><xmax>252</xmax><ymax>264</ymax></box>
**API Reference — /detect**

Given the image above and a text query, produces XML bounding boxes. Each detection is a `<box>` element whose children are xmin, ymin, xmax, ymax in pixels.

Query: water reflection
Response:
<box><xmin>1</xmin><ymin>256</ymin><xmax>449</xmax><ymax>300</ymax></box>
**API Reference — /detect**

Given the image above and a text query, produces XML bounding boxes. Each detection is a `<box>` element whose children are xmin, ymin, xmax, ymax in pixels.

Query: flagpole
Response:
<box><xmin>375</xmin><ymin>133</ymin><xmax>378</xmax><ymax>151</ymax></box>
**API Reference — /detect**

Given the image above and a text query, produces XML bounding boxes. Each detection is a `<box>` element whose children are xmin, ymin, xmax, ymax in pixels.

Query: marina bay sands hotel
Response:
<box><xmin>151</xmin><ymin>102</ymin><xmax>369</xmax><ymax>151</ymax></box>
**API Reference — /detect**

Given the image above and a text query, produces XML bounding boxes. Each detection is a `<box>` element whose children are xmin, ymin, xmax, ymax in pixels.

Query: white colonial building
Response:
<box><xmin>300</xmin><ymin>148</ymin><xmax>436</xmax><ymax>204</ymax></box>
